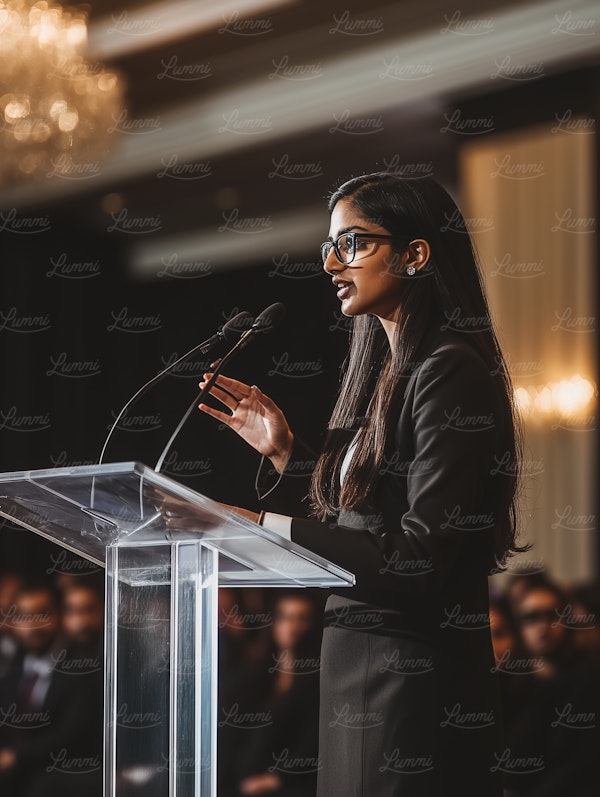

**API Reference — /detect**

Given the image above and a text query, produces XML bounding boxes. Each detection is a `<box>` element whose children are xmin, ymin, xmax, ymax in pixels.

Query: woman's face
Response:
<box><xmin>324</xmin><ymin>198</ymin><xmax>407</xmax><ymax>320</ymax></box>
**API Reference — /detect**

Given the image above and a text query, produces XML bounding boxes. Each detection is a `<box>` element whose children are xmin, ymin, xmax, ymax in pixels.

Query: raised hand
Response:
<box><xmin>198</xmin><ymin>373</ymin><xmax>293</xmax><ymax>473</ymax></box>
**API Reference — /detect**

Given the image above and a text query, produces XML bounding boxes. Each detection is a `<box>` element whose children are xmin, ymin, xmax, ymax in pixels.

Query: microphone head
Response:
<box><xmin>252</xmin><ymin>302</ymin><xmax>286</xmax><ymax>334</ymax></box>
<box><xmin>221</xmin><ymin>311</ymin><xmax>254</xmax><ymax>342</ymax></box>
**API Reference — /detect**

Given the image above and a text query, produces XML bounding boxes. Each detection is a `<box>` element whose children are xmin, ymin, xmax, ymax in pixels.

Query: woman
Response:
<box><xmin>199</xmin><ymin>173</ymin><xmax>525</xmax><ymax>796</ymax></box>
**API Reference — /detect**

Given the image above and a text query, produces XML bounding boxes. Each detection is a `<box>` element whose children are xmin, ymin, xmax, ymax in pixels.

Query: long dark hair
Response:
<box><xmin>309</xmin><ymin>172</ymin><xmax>527</xmax><ymax>566</ymax></box>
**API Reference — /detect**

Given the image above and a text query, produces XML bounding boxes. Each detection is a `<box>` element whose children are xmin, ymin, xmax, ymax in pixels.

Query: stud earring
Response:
<box><xmin>406</xmin><ymin>265</ymin><xmax>416</xmax><ymax>276</ymax></box>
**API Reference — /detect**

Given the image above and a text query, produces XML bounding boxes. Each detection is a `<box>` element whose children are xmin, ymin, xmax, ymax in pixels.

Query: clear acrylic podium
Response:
<box><xmin>0</xmin><ymin>461</ymin><xmax>354</xmax><ymax>796</ymax></box>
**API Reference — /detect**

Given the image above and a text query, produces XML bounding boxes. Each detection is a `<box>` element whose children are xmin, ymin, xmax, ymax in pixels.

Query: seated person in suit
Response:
<box><xmin>0</xmin><ymin>579</ymin><xmax>102</xmax><ymax>797</ymax></box>
<box><xmin>501</xmin><ymin>579</ymin><xmax>599</xmax><ymax>797</ymax></box>
<box><xmin>221</xmin><ymin>591</ymin><xmax>321</xmax><ymax>797</ymax></box>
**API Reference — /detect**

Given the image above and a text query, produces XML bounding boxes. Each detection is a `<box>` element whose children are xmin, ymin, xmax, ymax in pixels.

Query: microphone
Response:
<box><xmin>98</xmin><ymin>311</ymin><xmax>253</xmax><ymax>465</ymax></box>
<box><xmin>195</xmin><ymin>311</ymin><xmax>254</xmax><ymax>354</ymax></box>
<box><xmin>210</xmin><ymin>301</ymin><xmax>286</xmax><ymax>365</ymax></box>
<box><xmin>154</xmin><ymin>302</ymin><xmax>286</xmax><ymax>473</ymax></box>
<box><xmin>193</xmin><ymin>302</ymin><xmax>286</xmax><ymax>407</ymax></box>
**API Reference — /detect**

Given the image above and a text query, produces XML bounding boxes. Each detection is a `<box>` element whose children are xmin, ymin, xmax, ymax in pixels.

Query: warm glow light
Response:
<box><xmin>97</xmin><ymin>73</ymin><xmax>118</xmax><ymax>92</ymax></box>
<box><xmin>58</xmin><ymin>109</ymin><xmax>78</xmax><ymax>131</ymax></box>
<box><xmin>4</xmin><ymin>97</ymin><xmax>30</xmax><ymax>121</ymax></box>
<box><xmin>515</xmin><ymin>374</ymin><xmax>596</xmax><ymax>422</ymax></box>
<box><xmin>49</xmin><ymin>99</ymin><xmax>67</xmax><ymax>120</ymax></box>
<box><xmin>535</xmin><ymin>386</ymin><xmax>553</xmax><ymax>415</ymax></box>
<box><xmin>66</xmin><ymin>17</ymin><xmax>86</xmax><ymax>46</ymax></box>
<box><xmin>553</xmin><ymin>375</ymin><xmax>595</xmax><ymax>415</ymax></box>
<box><xmin>0</xmin><ymin>0</ymin><xmax>124</xmax><ymax>185</ymax></box>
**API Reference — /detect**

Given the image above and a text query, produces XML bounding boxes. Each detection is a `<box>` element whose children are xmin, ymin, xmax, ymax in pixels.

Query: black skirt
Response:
<box><xmin>315</xmin><ymin>594</ymin><xmax>504</xmax><ymax>797</ymax></box>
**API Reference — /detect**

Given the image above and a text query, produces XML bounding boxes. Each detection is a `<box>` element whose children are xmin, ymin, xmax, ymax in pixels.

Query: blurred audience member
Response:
<box><xmin>0</xmin><ymin>579</ymin><xmax>102</xmax><ymax>796</ymax></box>
<box><xmin>500</xmin><ymin>578</ymin><xmax>599</xmax><ymax>797</ymax></box>
<box><xmin>62</xmin><ymin>578</ymin><xmax>104</xmax><ymax>657</ymax></box>
<box><xmin>51</xmin><ymin>557</ymin><xmax>101</xmax><ymax>594</ymax></box>
<box><xmin>517</xmin><ymin>581</ymin><xmax>571</xmax><ymax>677</ymax></box>
<box><xmin>503</xmin><ymin>572</ymin><xmax>547</xmax><ymax>620</ymax></box>
<box><xmin>221</xmin><ymin>591</ymin><xmax>321</xmax><ymax>797</ymax></box>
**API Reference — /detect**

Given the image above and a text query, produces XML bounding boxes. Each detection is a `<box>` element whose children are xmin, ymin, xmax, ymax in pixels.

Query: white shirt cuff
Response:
<box><xmin>261</xmin><ymin>512</ymin><xmax>292</xmax><ymax>541</ymax></box>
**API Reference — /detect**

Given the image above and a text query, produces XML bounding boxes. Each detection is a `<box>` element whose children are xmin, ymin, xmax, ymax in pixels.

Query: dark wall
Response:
<box><xmin>0</xmin><ymin>226</ymin><xmax>351</xmax><ymax>568</ymax></box>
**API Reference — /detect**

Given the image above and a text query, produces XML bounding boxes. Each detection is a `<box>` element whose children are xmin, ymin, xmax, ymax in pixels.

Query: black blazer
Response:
<box><xmin>257</xmin><ymin>326</ymin><xmax>504</xmax><ymax>615</ymax></box>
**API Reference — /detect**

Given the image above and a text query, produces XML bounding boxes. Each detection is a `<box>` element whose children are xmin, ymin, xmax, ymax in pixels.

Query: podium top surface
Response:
<box><xmin>0</xmin><ymin>461</ymin><xmax>354</xmax><ymax>588</ymax></box>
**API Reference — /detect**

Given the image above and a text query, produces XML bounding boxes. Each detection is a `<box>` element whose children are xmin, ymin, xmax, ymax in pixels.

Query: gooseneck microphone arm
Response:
<box><xmin>98</xmin><ymin>311</ymin><xmax>252</xmax><ymax>466</ymax></box>
<box><xmin>154</xmin><ymin>302</ymin><xmax>286</xmax><ymax>473</ymax></box>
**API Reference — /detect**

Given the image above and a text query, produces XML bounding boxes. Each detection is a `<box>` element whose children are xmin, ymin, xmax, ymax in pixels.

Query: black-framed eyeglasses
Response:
<box><xmin>320</xmin><ymin>231</ymin><xmax>400</xmax><ymax>266</ymax></box>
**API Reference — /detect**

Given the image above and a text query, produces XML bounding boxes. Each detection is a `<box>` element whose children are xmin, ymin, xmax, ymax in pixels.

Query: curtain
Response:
<box><xmin>460</xmin><ymin>120</ymin><xmax>596</xmax><ymax>585</ymax></box>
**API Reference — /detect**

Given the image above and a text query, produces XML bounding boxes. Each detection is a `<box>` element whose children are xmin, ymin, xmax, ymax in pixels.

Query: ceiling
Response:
<box><xmin>1</xmin><ymin>0</ymin><xmax>599</xmax><ymax>274</ymax></box>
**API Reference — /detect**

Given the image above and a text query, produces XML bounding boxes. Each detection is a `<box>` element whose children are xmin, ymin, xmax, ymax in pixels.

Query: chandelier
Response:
<box><xmin>0</xmin><ymin>0</ymin><xmax>124</xmax><ymax>185</ymax></box>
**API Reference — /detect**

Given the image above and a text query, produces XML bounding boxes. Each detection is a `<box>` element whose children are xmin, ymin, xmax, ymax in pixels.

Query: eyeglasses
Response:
<box><xmin>320</xmin><ymin>231</ymin><xmax>400</xmax><ymax>265</ymax></box>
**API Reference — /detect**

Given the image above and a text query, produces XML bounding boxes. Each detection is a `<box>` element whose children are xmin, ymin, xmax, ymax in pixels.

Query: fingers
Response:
<box><xmin>199</xmin><ymin>373</ymin><xmax>252</xmax><ymax>412</ymax></box>
<box><xmin>198</xmin><ymin>374</ymin><xmax>282</xmax><ymax>431</ymax></box>
<box><xmin>198</xmin><ymin>402</ymin><xmax>234</xmax><ymax>425</ymax></box>
<box><xmin>200</xmin><ymin>381</ymin><xmax>239</xmax><ymax>412</ymax></box>
<box><xmin>250</xmin><ymin>384</ymin><xmax>279</xmax><ymax>413</ymax></box>
<box><xmin>201</xmin><ymin>373</ymin><xmax>251</xmax><ymax>400</ymax></box>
